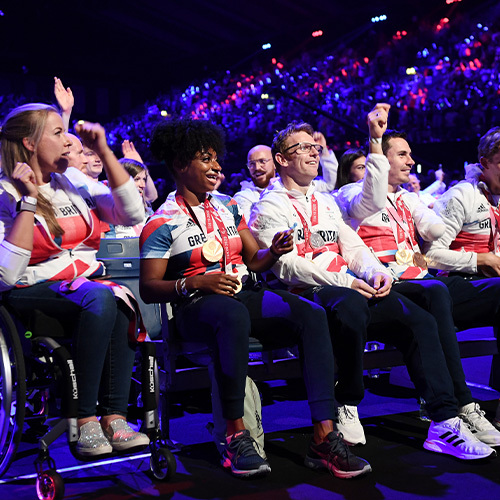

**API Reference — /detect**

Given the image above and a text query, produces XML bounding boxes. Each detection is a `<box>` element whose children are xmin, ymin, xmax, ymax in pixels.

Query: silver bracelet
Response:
<box><xmin>180</xmin><ymin>278</ymin><xmax>189</xmax><ymax>296</ymax></box>
<box><xmin>369</xmin><ymin>136</ymin><xmax>382</xmax><ymax>144</ymax></box>
<box><xmin>174</xmin><ymin>279</ymin><xmax>182</xmax><ymax>296</ymax></box>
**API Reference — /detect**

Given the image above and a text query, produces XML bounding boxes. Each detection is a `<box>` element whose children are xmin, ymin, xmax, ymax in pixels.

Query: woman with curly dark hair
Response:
<box><xmin>139</xmin><ymin>118</ymin><xmax>368</xmax><ymax>479</ymax></box>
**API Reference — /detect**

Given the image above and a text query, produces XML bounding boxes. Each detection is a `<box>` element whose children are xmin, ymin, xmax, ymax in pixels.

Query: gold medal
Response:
<box><xmin>412</xmin><ymin>252</ymin><xmax>428</xmax><ymax>269</ymax></box>
<box><xmin>395</xmin><ymin>249</ymin><xmax>414</xmax><ymax>266</ymax></box>
<box><xmin>202</xmin><ymin>240</ymin><xmax>223</xmax><ymax>262</ymax></box>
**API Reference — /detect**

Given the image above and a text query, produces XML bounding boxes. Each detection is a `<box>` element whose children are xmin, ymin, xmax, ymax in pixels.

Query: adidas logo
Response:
<box><xmin>185</xmin><ymin>219</ymin><xmax>197</xmax><ymax>229</ymax></box>
<box><xmin>477</xmin><ymin>204</ymin><xmax>488</xmax><ymax>213</ymax></box>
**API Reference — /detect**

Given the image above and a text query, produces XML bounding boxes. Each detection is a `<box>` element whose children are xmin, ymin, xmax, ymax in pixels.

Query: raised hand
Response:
<box><xmin>313</xmin><ymin>131</ymin><xmax>328</xmax><ymax>155</ymax></box>
<box><xmin>121</xmin><ymin>140</ymin><xmax>144</xmax><ymax>163</ymax></box>
<box><xmin>12</xmin><ymin>162</ymin><xmax>38</xmax><ymax>198</ymax></box>
<box><xmin>75</xmin><ymin>121</ymin><xmax>110</xmax><ymax>157</ymax></box>
<box><xmin>367</xmin><ymin>103</ymin><xmax>391</xmax><ymax>139</ymax></box>
<box><xmin>54</xmin><ymin>77</ymin><xmax>74</xmax><ymax>114</ymax></box>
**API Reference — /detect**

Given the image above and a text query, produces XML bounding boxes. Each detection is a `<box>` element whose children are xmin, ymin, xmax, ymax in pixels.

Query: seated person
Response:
<box><xmin>249</xmin><ymin>118</ymin><xmax>497</xmax><ymax>460</ymax></box>
<box><xmin>426</xmin><ymin>126</ymin><xmax>500</xmax><ymax>428</ymax></box>
<box><xmin>0</xmin><ymin>103</ymin><xmax>149</xmax><ymax>457</ymax></box>
<box><xmin>139</xmin><ymin>116</ymin><xmax>371</xmax><ymax>479</ymax></box>
<box><xmin>336</xmin><ymin>104</ymin><xmax>500</xmax><ymax>445</ymax></box>
<box><xmin>234</xmin><ymin>132</ymin><xmax>337</xmax><ymax>221</ymax></box>
<box><xmin>104</xmin><ymin>158</ymin><xmax>153</xmax><ymax>238</ymax></box>
<box><xmin>334</xmin><ymin>147</ymin><xmax>366</xmax><ymax>190</ymax></box>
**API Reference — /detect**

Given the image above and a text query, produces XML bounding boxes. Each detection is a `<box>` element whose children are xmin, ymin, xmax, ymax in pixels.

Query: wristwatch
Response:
<box><xmin>17</xmin><ymin>195</ymin><xmax>38</xmax><ymax>213</ymax></box>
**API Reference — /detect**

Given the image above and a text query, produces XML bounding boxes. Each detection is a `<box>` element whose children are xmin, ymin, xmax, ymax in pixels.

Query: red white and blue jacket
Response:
<box><xmin>0</xmin><ymin>167</ymin><xmax>144</xmax><ymax>290</ymax></box>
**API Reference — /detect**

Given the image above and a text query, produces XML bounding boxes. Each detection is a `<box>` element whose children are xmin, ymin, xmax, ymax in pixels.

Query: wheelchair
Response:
<box><xmin>0</xmin><ymin>289</ymin><xmax>176</xmax><ymax>500</ymax></box>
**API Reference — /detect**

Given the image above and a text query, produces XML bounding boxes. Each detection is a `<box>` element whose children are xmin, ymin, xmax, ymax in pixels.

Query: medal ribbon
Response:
<box><xmin>205</xmin><ymin>200</ymin><xmax>233</xmax><ymax>273</ymax></box>
<box><xmin>287</xmin><ymin>194</ymin><xmax>319</xmax><ymax>258</ymax></box>
<box><xmin>175</xmin><ymin>194</ymin><xmax>232</xmax><ymax>272</ymax></box>
<box><xmin>479</xmin><ymin>186</ymin><xmax>500</xmax><ymax>253</ymax></box>
<box><xmin>386</xmin><ymin>195</ymin><xmax>419</xmax><ymax>252</ymax></box>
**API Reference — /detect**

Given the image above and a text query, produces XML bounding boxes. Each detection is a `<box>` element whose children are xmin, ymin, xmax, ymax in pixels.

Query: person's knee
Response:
<box><xmin>80</xmin><ymin>283</ymin><xmax>117</xmax><ymax>317</ymax></box>
<box><xmin>332</xmin><ymin>289</ymin><xmax>369</xmax><ymax>323</ymax></box>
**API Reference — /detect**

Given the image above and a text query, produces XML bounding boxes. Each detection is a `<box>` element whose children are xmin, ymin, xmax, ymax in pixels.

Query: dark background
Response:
<box><xmin>1</xmin><ymin>0</ymin><xmax>492</xmax><ymax>122</ymax></box>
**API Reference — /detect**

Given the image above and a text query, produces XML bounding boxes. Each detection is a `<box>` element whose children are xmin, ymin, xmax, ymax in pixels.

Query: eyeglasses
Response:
<box><xmin>284</xmin><ymin>142</ymin><xmax>323</xmax><ymax>155</ymax></box>
<box><xmin>247</xmin><ymin>158</ymin><xmax>272</xmax><ymax>170</ymax></box>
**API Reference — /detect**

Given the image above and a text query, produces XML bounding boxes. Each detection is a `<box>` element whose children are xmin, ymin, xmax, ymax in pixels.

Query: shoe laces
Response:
<box><xmin>338</xmin><ymin>405</ymin><xmax>358</xmax><ymax>423</ymax></box>
<box><xmin>227</xmin><ymin>432</ymin><xmax>259</xmax><ymax>460</ymax></box>
<box><xmin>448</xmin><ymin>416</ymin><xmax>481</xmax><ymax>443</ymax></box>
<box><xmin>324</xmin><ymin>433</ymin><xmax>353</xmax><ymax>475</ymax></box>
<box><xmin>462</xmin><ymin>404</ymin><xmax>491</xmax><ymax>431</ymax></box>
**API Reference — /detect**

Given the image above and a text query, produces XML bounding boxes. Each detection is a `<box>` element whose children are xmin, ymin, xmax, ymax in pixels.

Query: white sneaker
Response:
<box><xmin>336</xmin><ymin>405</ymin><xmax>366</xmax><ymax>446</ymax></box>
<box><xmin>459</xmin><ymin>402</ymin><xmax>500</xmax><ymax>446</ymax></box>
<box><xmin>424</xmin><ymin>416</ymin><xmax>496</xmax><ymax>460</ymax></box>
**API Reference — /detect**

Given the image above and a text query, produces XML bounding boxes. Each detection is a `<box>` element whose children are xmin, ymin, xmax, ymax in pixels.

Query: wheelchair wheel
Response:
<box><xmin>0</xmin><ymin>306</ymin><xmax>26</xmax><ymax>477</ymax></box>
<box><xmin>150</xmin><ymin>447</ymin><xmax>176</xmax><ymax>481</ymax></box>
<box><xmin>36</xmin><ymin>469</ymin><xmax>65</xmax><ymax>500</ymax></box>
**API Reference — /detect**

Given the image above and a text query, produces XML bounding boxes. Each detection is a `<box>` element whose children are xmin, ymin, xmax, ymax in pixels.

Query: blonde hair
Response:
<box><xmin>0</xmin><ymin>103</ymin><xmax>64</xmax><ymax>237</ymax></box>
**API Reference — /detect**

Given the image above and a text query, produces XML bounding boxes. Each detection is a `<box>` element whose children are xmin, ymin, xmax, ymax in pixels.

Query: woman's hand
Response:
<box><xmin>270</xmin><ymin>228</ymin><xmax>294</xmax><ymax>257</ymax></box>
<box><xmin>194</xmin><ymin>273</ymin><xmax>241</xmax><ymax>296</ymax></box>
<box><xmin>54</xmin><ymin>77</ymin><xmax>74</xmax><ymax>114</ymax></box>
<box><xmin>75</xmin><ymin>121</ymin><xmax>111</xmax><ymax>158</ymax></box>
<box><xmin>121</xmin><ymin>140</ymin><xmax>144</xmax><ymax>163</ymax></box>
<box><xmin>12</xmin><ymin>162</ymin><xmax>38</xmax><ymax>198</ymax></box>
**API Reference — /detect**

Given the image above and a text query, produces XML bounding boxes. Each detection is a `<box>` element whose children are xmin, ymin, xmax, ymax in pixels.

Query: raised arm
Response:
<box><xmin>54</xmin><ymin>77</ymin><xmax>74</xmax><ymax>132</ymax></box>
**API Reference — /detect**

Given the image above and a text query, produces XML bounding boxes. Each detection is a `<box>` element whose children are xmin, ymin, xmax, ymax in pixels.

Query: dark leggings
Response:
<box><xmin>174</xmin><ymin>287</ymin><xmax>336</xmax><ymax>422</ymax></box>
<box><xmin>5</xmin><ymin>280</ymin><xmax>135</xmax><ymax>419</ymax></box>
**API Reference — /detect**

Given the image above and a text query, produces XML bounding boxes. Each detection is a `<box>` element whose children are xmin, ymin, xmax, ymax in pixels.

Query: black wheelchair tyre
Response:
<box><xmin>36</xmin><ymin>469</ymin><xmax>65</xmax><ymax>500</ymax></box>
<box><xmin>0</xmin><ymin>305</ymin><xmax>26</xmax><ymax>477</ymax></box>
<box><xmin>150</xmin><ymin>447</ymin><xmax>177</xmax><ymax>481</ymax></box>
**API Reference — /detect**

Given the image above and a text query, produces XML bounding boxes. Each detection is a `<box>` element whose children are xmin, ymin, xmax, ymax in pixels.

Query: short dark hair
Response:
<box><xmin>381</xmin><ymin>129</ymin><xmax>408</xmax><ymax>156</ymax></box>
<box><xmin>271</xmin><ymin>121</ymin><xmax>314</xmax><ymax>172</ymax></box>
<box><xmin>150</xmin><ymin>117</ymin><xmax>225</xmax><ymax>177</ymax></box>
<box><xmin>335</xmin><ymin>147</ymin><xmax>367</xmax><ymax>189</ymax></box>
<box><xmin>478</xmin><ymin>126</ymin><xmax>500</xmax><ymax>162</ymax></box>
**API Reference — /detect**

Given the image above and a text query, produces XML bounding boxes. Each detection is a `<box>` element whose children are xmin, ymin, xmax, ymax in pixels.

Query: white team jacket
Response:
<box><xmin>336</xmin><ymin>153</ymin><xmax>445</xmax><ymax>279</ymax></box>
<box><xmin>248</xmin><ymin>179</ymin><xmax>391</xmax><ymax>290</ymax></box>
<box><xmin>0</xmin><ymin>168</ymin><xmax>144</xmax><ymax>290</ymax></box>
<box><xmin>425</xmin><ymin>163</ymin><xmax>500</xmax><ymax>274</ymax></box>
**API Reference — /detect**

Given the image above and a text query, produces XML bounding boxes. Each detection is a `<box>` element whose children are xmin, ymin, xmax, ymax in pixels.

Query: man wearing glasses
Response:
<box><xmin>248</xmin><ymin>120</ymin><xmax>496</xmax><ymax>464</ymax></box>
<box><xmin>234</xmin><ymin>136</ymin><xmax>338</xmax><ymax>220</ymax></box>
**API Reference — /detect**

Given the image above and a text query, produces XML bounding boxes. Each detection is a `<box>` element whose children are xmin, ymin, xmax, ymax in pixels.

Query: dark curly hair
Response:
<box><xmin>150</xmin><ymin>117</ymin><xmax>225</xmax><ymax>177</ymax></box>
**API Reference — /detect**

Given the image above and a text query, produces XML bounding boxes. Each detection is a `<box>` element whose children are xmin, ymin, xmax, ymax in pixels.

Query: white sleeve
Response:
<box><xmin>424</xmin><ymin>186</ymin><xmax>477</xmax><ymax>272</ymax></box>
<box><xmin>0</xmin><ymin>240</ymin><xmax>31</xmax><ymax>290</ymax></box>
<box><xmin>314</xmin><ymin>150</ymin><xmax>338</xmax><ymax>192</ymax></box>
<box><xmin>65</xmin><ymin>168</ymin><xmax>145</xmax><ymax>226</ymax></box>
<box><xmin>423</xmin><ymin>180</ymin><xmax>446</xmax><ymax>196</ymax></box>
<box><xmin>250</xmin><ymin>196</ymin><xmax>375</xmax><ymax>289</ymax></box>
<box><xmin>335</xmin><ymin>213</ymin><xmax>392</xmax><ymax>283</ymax></box>
<box><xmin>0</xmin><ymin>189</ymin><xmax>31</xmax><ymax>290</ymax></box>
<box><xmin>336</xmin><ymin>153</ymin><xmax>390</xmax><ymax>219</ymax></box>
<box><xmin>233</xmin><ymin>191</ymin><xmax>254</xmax><ymax>222</ymax></box>
<box><xmin>406</xmin><ymin>191</ymin><xmax>446</xmax><ymax>242</ymax></box>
